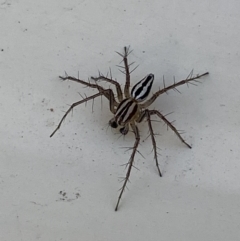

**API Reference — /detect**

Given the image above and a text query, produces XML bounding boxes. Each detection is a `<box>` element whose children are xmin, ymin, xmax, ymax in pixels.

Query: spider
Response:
<box><xmin>50</xmin><ymin>46</ymin><xmax>209</xmax><ymax>211</ymax></box>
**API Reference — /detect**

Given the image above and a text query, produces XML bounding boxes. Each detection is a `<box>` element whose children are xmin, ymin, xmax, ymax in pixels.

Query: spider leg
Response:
<box><xmin>91</xmin><ymin>74</ymin><xmax>123</xmax><ymax>102</ymax></box>
<box><xmin>60</xmin><ymin>74</ymin><xmax>101</xmax><ymax>89</ymax></box>
<box><xmin>50</xmin><ymin>89</ymin><xmax>116</xmax><ymax>138</ymax></box>
<box><xmin>140</xmin><ymin>71</ymin><xmax>209</xmax><ymax>109</ymax></box>
<box><xmin>137</xmin><ymin>110</ymin><xmax>162</xmax><ymax>177</ymax></box>
<box><xmin>59</xmin><ymin>74</ymin><xmax>118</xmax><ymax>107</ymax></box>
<box><xmin>116</xmin><ymin>46</ymin><xmax>131</xmax><ymax>98</ymax></box>
<box><xmin>148</xmin><ymin>110</ymin><xmax>191</xmax><ymax>149</ymax></box>
<box><xmin>115</xmin><ymin>123</ymin><xmax>140</xmax><ymax>211</ymax></box>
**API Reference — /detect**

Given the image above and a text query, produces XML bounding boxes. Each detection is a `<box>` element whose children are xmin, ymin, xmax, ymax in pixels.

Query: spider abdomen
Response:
<box><xmin>131</xmin><ymin>74</ymin><xmax>154</xmax><ymax>102</ymax></box>
<box><xmin>115</xmin><ymin>98</ymin><xmax>139</xmax><ymax>126</ymax></box>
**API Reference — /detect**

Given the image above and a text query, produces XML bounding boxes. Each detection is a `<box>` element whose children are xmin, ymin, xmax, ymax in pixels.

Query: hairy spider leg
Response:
<box><xmin>91</xmin><ymin>75</ymin><xmax>123</xmax><ymax>102</ymax></box>
<box><xmin>50</xmin><ymin>89</ymin><xmax>116</xmax><ymax>138</ymax></box>
<box><xmin>147</xmin><ymin>109</ymin><xmax>191</xmax><ymax>148</ymax></box>
<box><xmin>142</xmin><ymin>110</ymin><xmax>162</xmax><ymax>176</ymax></box>
<box><xmin>116</xmin><ymin>46</ymin><xmax>131</xmax><ymax>98</ymax></box>
<box><xmin>59</xmin><ymin>74</ymin><xmax>118</xmax><ymax>108</ymax></box>
<box><xmin>139</xmin><ymin>72</ymin><xmax>209</xmax><ymax>109</ymax></box>
<box><xmin>115</xmin><ymin>122</ymin><xmax>140</xmax><ymax>211</ymax></box>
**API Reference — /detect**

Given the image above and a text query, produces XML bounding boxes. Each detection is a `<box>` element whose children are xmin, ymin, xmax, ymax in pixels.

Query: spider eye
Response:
<box><xmin>131</xmin><ymin>74</ymin><xmax>154</xmax><ymax>102</ymax></box>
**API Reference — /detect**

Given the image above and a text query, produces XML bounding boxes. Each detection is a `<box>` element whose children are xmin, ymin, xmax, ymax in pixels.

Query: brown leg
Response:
<box><xmin>50</xmin><ymin>89</ymin><xmax>116</xmax><ymax>138</ymax></box>
<box><xmin>59</xmin><ymin>73</ymin><xmax>118</xmax><ymax>107</ymax></box>
<box><xmin>116</xmin><ymin>46</ymin><xmax>132</xmax><ymax>98</ymax></box>
<box><xmin>91</xmin><ymin>72</ymin><xmax>123</xmax><ymax>102</ymax></box>
<box><xmin>148</xmin><ymin>110</ymin><xmax>191</xmax><ymax>149</ymax></box>
<box><xmin>140</xmin><ymin>71</ymin><xmax>209</xmax><ymax>109</ymax></box>
<box><xmin>115</xmin><ymin>123</ymin><xmax>140</xmax><ymax>211</ymax></box>
<box><xmin>144</xmin><ymin>110</ymin><xmax>162</xmax><ymax>177</ymax></box>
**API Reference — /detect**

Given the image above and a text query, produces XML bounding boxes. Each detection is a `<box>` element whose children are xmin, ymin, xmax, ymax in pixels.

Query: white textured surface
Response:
<box><xmin>1</xmin><ymin>0</ymin><xmax>240</xmax><ymax>240</ymax></box>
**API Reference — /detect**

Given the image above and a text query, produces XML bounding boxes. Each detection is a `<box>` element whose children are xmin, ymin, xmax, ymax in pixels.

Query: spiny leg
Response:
<box><xmin>116</xmin><ymin>46</ymin><xmax>132</xmax><ymax>98</ymax></box>
<box><xmin>50</xmin><ymin>89</ymin><xmax>116</xmax><ymax>138</ymax></box>
<box><xmin>91</xmin><ymin>73</ymin><xmax>123</xmax><ymax>102</ymax></box>
<box><xmin>144</xmin><ymin>110</ymin><xmax>162</xmax><ymax>177</ymax></box>
<box><xmin>140</xmin><ymin>71</ymin><xmax>209</xmax><ymax>109</ymax></box>
<box><xmin>59</xmin><ymin>74</ymin><xmax>118</xmax><ymax>108</ymax></box>
<box><xmin>115</xmin><ymin>123</ymin><xmax>140</xmax><ymax>211</ymax></box>
<box><xmin>148</xmin><ymin>110</ymin><xmax>191</xmax><ymax>149</ymax></box>
<box><xmin>60</xmin><ymin>73</ymin><xmax>102</xmax><ymax>90</ymax></box>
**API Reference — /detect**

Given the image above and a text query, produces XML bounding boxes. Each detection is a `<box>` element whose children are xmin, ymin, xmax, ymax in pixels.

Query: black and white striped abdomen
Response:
<box><xmin>131</xmin><ymin>74</ymin><xmax>154</xmax><ymax>102</ymax></box>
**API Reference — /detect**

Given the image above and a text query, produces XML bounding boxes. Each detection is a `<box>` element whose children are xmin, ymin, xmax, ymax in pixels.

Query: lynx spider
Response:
<box><xmin>50</xmin><ymin>46</ymin><xmax>209</xmax><ymax>211</ymax></box>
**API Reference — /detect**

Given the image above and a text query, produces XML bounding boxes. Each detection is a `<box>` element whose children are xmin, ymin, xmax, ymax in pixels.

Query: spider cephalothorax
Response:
<box><xmin>50</xmin><ymin>47</ymin><xmax>209</xmax><ymax>211</ymax></box>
